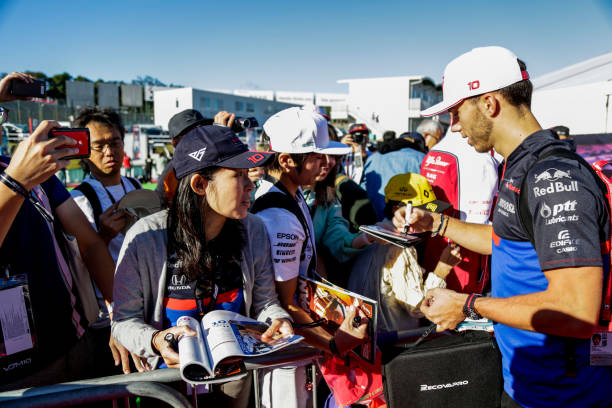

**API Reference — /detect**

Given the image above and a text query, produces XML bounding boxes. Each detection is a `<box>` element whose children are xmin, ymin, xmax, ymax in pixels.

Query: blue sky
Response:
<box><xmin>1</xmin><ymin>0</ymin><xmax>611</xmax><ymax>93</ymax></box>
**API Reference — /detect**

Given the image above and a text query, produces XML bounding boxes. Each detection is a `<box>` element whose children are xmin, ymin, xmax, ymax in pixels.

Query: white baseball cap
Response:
<box><xmin>421</xmin><ymin>46</ymin><xmax>529</xmax><ymax>117</ymax></box>
<box><xmin>263</xmin><ymin>107</ymin><xmax>351</xmax><ymax>155</ymax></box>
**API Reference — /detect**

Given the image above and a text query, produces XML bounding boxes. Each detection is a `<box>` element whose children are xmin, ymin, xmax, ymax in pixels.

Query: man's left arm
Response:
<box><xmin>56</xmin><ymin>197</ymin><xmax>115</xmax><ymax>301</ymax></box>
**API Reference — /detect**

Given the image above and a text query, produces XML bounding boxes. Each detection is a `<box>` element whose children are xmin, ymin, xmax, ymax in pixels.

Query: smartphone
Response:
<box><xmin>9</xmin><ymin>79</ymin><xmax>47</xmax><ymax>98</ymax></box>
<box><xmin>48</xmin><ymin>128</ymin><xmax>91</xmax><ymax>160</ymax></box>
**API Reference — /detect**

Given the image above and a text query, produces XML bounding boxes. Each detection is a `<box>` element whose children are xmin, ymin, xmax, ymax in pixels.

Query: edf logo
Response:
<box><xmin>468</xmin><ymin>80</ymin><xmax>480</xmax><ymax>91</ymax></box>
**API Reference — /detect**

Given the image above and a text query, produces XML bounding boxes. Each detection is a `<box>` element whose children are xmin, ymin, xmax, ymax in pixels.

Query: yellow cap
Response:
<box><xmin>384</xmin><ymin>173</ymin><xmax>450</xmax><ymax>213</ymax></box>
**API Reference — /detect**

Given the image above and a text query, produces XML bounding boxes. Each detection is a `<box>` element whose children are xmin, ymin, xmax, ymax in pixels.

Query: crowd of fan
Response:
<box><xmin>1</xmin><ymin>44</ymin><xmax>611</xmax><ymax>408</ymax></box>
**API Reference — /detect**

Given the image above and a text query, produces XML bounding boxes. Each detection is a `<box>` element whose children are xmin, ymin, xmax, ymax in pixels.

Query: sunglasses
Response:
<box><xmin>0</xmin><ymin>107</ymin><xmax>8</xmax><ymax>125</ymax></box>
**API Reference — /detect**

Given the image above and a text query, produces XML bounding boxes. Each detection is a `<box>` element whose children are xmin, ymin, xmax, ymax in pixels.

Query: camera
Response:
<box><xmin>231</xmin><ymin>117</ymin><xmax>259</xmax><ymax>133</ymax></box>
<box><xmin>352</xmin><ymin>132</ymin><xmax>367</xmax><ymax>144</ymax></box>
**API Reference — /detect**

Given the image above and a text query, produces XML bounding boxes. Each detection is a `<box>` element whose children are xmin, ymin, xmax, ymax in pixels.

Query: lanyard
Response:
<box><xmin>91</xmin><ymin>176</ymin><xmax>127</xmax><ymax>204</ymax></box>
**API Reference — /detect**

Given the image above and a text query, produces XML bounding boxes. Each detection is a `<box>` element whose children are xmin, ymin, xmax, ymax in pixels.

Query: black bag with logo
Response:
<box><xmin>381</xmin><ymin>329</ymin><xmax>502</xmax><ymax>408</ymax></box>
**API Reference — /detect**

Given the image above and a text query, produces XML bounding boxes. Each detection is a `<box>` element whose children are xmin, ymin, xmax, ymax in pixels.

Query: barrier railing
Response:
<box><xmin>0</xmin><ymin>329</ymin><xmax>433</xmax><ymax>408</ymax></box>
<box><xmin>0</xmin><ymin>344</ymin><xmax>322</xmax><ymax>408</ymax></box>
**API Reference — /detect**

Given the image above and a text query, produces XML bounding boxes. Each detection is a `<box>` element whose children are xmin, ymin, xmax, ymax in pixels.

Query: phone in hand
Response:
<box><xmin>9</xmin><ymin>79</ymin><xmax>47</xmax><ymax>98</ymax></box>
<box><xmin>48</xmin><ymin>128</ymin><xmax>91</xmax><ymax>160</ymax></box>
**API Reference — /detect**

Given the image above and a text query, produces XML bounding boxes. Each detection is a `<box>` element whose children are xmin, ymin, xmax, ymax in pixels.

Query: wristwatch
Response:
<box><xmin>462</xmin><ymin>294</ymin><xmax>483</xmax><ymax>320</ymax></box>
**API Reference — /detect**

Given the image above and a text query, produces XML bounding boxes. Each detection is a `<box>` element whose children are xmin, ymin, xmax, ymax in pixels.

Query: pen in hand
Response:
<box><xmin>404</xmin><ymin>203</ymin><xmax>412</xmax><ymax>234</ymax></box>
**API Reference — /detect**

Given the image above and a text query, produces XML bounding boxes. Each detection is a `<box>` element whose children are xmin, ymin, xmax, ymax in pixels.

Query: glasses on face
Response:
<box><xmin>0</xmin><ymin>107</ymin><xmax>8</xmax><ymax>125</ymax></box>
<box><xmin>91</xmin><ymin>139</ymin><xmax>123</xmax><ymax>153</ymax></box>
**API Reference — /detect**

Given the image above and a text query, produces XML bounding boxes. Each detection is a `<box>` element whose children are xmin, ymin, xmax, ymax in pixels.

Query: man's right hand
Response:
<box><xmin>152</xmin><ymin>325</ymin><xmax>197</xmax><ymax>369</ymax></box>
<box><xmin>4</xmin><ymin>121</ymin><xmax>77</xmax><ymax>191</ymax></box>
<box><xmin>99</xmin><ymin>202</ymin><xmax>128</xmax><ymax>243</ymax></box>
<box><xmin>392</xmin><ymin>206</ymin><xmax>436</xmax><ymax>234</ymax></box>
<box><xmin>0</xmin><ymin>72</ymin><xmax>35</xmax><ymax>103</ymax></box>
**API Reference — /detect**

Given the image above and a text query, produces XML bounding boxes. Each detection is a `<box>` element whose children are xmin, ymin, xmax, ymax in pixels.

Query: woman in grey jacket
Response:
<box><xmin>112</xmin><ymin>125</ymin><xmax>293</xmax><ymax>407</ymax></box>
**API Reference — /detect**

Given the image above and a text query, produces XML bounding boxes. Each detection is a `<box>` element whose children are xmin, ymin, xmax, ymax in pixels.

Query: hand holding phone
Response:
<box><xmin>10</xmin><ymin>78</ymin><xmax>46</xmax><ymax>98</ymax></box>
<box><xmin>0</xmin><ymin>72</ymin><xmax>40</xmax><ymax>102</ymax></box>
<box><xmin>48</xmin><ymin>128</ymin><xmax>91</xmax><ymax>160</ymax></box>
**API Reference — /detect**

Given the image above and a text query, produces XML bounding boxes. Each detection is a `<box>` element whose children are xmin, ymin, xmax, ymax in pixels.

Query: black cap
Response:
<box><xmin>168</xmin><ymin>109</ymin><xmax>210</xmax><ymax>139</ymax></box>
<box><xmin>173</xmin><ymin>125</ymin><xmax>274</xmax><ymax>179</ymax></box>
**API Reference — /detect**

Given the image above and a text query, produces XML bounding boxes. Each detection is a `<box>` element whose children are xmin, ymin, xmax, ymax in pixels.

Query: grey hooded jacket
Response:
<box><xmin>111</xmin><ymin>210</ymin><xmax>290</xmax><ymax>368</ymax></box>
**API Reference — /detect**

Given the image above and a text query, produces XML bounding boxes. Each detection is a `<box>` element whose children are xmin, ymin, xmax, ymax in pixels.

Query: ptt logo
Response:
<box><xmin>539</xmin><ymin>200</ymin><xmax>577</xmax><ymax>218</ymax></box>
<box><xmin>534</xmin><ymin>168</ymin><xmax>571</xmax><ymax>183</ymax></box>
<box><xmin>467</xmin><ymin>80</ymin><xmax>480</xmax><ymax>91</ymax></box>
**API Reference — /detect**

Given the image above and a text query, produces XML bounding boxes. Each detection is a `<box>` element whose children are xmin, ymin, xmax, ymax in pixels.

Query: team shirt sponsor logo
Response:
<box><xmin>539</xmin><ymin>200</ymin><xmax>577</xmax><ymax>218</ymax></box>
<box><xmin>504</xmin><ymin>178</ymin><xmax>520</xmax><ymax>194</ymax></box>
<box><xmin>533</xmin><ymin>181</ymin><xmax>579</xmax><ymax>198</ymax></box>
<box><xmin>276</xmin><ymin>249</ymin><xmax>296</xmax><ymax>256</ymax></box>
<box><xmin>497</xmin><ymin>198</ymin><xmax>515</xmax><ymax>216</ymax></box>
<box><xmin>425</xmin><ymin>155</ymin><xmax>451</xmax><ymax>167</ymax></box>
<box><xmin>277</xmin><ymin>232</ymin><xmax>299</xmax><ymax>240</ymax></box>
<box><xmin>549</xmin><ymin>229</ymin><xmax>580</xmax><ymax>253</ymax></box>
<box><xmin>275</xmin><ymin>242</ymin><xmax>297</xmax><ymax>248</ymax></box>
<box><xmin>273</xmin><ymin>257</ymin><xmax>297</xmax><ymax>264</ymax></box>
<box><xmin>188</xmin><ymin>147</ymin><xmax>207</xmax><ymax>161</ymax></box>
<box><xmin>534</xmin><ymin>168</ymin><xmax>571</xmax><ymax>183</ymax></box>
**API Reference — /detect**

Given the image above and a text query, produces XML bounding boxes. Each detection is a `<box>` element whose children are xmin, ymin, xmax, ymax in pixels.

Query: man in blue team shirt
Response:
<box><xmin>394</xmin><ymin>47</ymin><xmax>612</xmax><ymax>408</ymax></box>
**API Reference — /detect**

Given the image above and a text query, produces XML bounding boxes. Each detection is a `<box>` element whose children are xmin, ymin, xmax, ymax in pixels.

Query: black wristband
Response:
<box><xmin>329</xmin><ymin>338</ymin><xmax>341</xmax><ymax>356</ymax></box>
<box><xmin>0</xmin><ymin>172</ymin><xmax>29</xmax><ymax>198</ymax></box>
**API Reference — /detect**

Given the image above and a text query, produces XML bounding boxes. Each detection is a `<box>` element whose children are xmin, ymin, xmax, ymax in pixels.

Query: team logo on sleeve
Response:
<box><xmin>549</xmin><ymin>229</ymin><xmax>579</xmax><ymax>253</ymax></box>
<box><xmin>534</xmin><ymin>168</ymin><xmax>571</xmax><ymax>183</ymax></box>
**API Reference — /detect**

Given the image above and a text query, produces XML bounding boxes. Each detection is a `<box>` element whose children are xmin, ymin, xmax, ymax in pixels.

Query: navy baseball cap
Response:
<box><xmin>173</xmin><ymin>125</ymin><xmax>274</xmax><ymax>179</ymax></box>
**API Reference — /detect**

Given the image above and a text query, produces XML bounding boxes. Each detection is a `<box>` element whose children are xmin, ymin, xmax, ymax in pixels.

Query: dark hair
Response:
<box><xmin>267</xmin><ymin>152</ymin><xmax>309</xmax><ymax>173</ymax></box>
<box><xmin>167</xmin><ymin>167</ymin><xmax>245</xmax><ymax>281</ymax></box>
<box><xmin>74</xmin><ymin>107</ymin><xmax>125</xmax><ymax>139</ymax></box>
<box><xmin>496</xmin><ymin>59</ymin><xmax>533</xmax><ymax>109</ymax></box>
<box><xmin>314</xmin><ymin>161</ymin><xmax>338</xmax><ymax>207</ymax></box>
<box><xmin>383</xmin><ymin>131</ymin><xmax>396</xmax><ymax>142</ymax></box>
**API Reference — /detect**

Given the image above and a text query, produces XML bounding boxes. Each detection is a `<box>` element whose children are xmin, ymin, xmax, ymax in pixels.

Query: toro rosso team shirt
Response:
<box><xmin>254</xmin><ymin>179</ymin><xmax>316</xmax><ymax>281</ymax></box>
<box><xmin>492</xmin><ymin>130</ymin><xmax>612</xmax><ymax>407</ymax></box>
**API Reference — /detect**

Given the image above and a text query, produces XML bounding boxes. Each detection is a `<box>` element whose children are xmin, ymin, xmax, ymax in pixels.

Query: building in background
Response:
<box><xmin>338</xmin><ymin>76</ymin><xmax>442</xmax><ymax>140</ymax></box>
<box><xmin>531</xmin><ymin>52</ymin><xmax>612</xmax><ymax>135</ymax></box>
<box><xmin>153</xmin><ymin>88</ymin><xmax>297</xmax><ymax>130</ymax></box>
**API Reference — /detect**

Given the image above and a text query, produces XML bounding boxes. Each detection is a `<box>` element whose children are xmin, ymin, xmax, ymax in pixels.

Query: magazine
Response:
<box><xmin>177</xmin><ymin>310</ymin><xmax>303</xmax><ymax>384</ymax></box>
<box><xmin>298</xmin><ymin>276</ymin><xmax>377</xmax><ymax>364</ymax></box>
<box><xmin>359</xmin><ymin>225</ymin><xmax>421</xmax><ymax>248</ymax></box>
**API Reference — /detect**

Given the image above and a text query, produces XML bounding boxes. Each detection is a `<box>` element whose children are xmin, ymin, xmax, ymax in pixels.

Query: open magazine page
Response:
<box><xmin>177</xmin><ymin>314</ymin><xmax>246</xmax><ymax>384</ymax></box>
<box><xmin>201</xmin><ymin>310</ymin><xmax>303</xmax><ymax>374</ymax></box>
<box><xmin>228</xmin><ymin>319</ymin><xmax>303</xmax><ymax>356</ymax></box>
<box><xmin>298</xmin><ymin>277</ymin><xmax>377</xmax><ymax>364</ymax></box>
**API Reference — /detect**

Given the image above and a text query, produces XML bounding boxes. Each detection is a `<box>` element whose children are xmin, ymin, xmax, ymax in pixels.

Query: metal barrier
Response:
<box><xmin>0</xmin><ymin>382</ymin><xmax>192</xmax><ymax>408</ymax></box>
<box><xmin>0</xmin><ymin>344</ymin><xmax>322</xmax><ymax>408</ymax></box>
<box><xmin>0</xmin><ymin>331</ymin><xmax>434</xmax><ymax>407</ymax></box>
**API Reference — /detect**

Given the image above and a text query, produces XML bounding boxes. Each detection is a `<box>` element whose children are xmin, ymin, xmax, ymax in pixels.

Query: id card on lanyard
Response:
<box><xmin>0</xmin><ymin>271</ymin><xmax>37</xmax><ymax>360</ymax></box>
